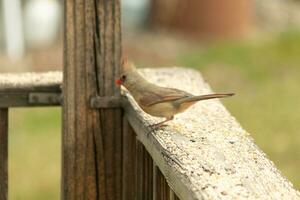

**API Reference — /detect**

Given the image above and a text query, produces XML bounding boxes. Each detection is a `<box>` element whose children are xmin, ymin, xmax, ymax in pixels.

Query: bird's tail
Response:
<box><xmin>182</xmin><ymin>93</ymin><xmax>234</xmax><ymax>103</ymax></box>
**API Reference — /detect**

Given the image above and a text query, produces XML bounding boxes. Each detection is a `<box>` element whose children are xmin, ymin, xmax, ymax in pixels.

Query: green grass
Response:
<box><xmin>179</xmin><ymin>30</ymin><xmax>300</xmax><ymax>189</ymax></box>
<box><xmin>9</xmin><ymin>108</ymin><xmax>61</xmax><ymax>200</ymax></box>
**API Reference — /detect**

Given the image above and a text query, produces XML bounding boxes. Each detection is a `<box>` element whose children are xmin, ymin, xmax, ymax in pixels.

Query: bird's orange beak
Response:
<box><xmin>115</xmin><ymin>78</ymin><xmax>122</xmax><ymax>86</ymax></box>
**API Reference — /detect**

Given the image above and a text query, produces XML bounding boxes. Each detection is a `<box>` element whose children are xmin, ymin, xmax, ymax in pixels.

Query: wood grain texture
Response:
<box><xmin>154</xmin><ymin>165</ymin><xmax>171</xmax><ymax>200</ymax></box>
<box><xmin>122</xmin><ymin>119</ymin><xmax>136</xmax><ymax>200</ymax></box>
<box><xmin>136</xmin><ymin>140</ymin><xmax>144</xmax><ymax>200</ymax></box>
<box><xmin>143</xmin><ymin>145</ymin><xmax>153</xmax><ymax>200</ymax></box>
<box><xmin>0</xmin><ymin>109</ymin><xmax>8</xmax><ymax>200</ymax></box>
<box><xmin>170</xmin><ymin>191</ymin><xmax>180</xmax><ymax>200</ymax></box>
<box><xmin>63</xmin><ymin>0</ymin><xmax>122</xmax><ymax>199</ymax></box>
<box><xmin>124</xmin><ymin>67</ymin><xmax>300</xmax><ymax>200</ymax></box>
<box><xmin>136</xmin><ymin>140</ymin><xmax>154</xmax><ymax>200</ymax></box>
<box><xmin>0</xmin><ymin>72</ymin><xmax>61</xmax><ymax>90</ymax></box>
<box><xmin>0</xmin><ymin>72</ymin><xmax>61</xmax><ymax>107</ymax></box>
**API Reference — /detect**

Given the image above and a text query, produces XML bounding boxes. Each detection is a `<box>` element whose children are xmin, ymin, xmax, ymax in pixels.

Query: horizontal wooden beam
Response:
<box><xmin>0</xmin><ymin>91</ymin><xmax>61</xmax><ymax>107</ymax></box>
<box><xmin>0</xmin><ymin>73</ymin><xmax>123</xmax><ymax>108</ymax></box>
<box><xmin>0</xmin><ymin>72</ymin><xmax>61</xmax><ymax>107</ymax></box>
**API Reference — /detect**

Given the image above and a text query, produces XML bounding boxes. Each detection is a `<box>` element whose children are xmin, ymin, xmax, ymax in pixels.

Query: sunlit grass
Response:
<box><xmin>180</xmin><ymin>30</ymin><xmax>300</xmax><ymax>189</ymax></box>
<box><xmin>9</xmin><ymin>108</ymin><xmax>61</xmax><ymax>200</ymax></box>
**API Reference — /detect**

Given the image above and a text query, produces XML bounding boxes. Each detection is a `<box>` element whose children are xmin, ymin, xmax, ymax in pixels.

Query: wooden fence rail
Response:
<box><xmin>1</xmin><ymin>0</ymin><xmax>300</xmax><ymax>199</ymax></box>
<box><xmin>0</xmin><ymin>72</ymin><xmax>61</xmax><ymax>108</ymax></box>
<box><xmin>0</xmin><ymin>70</ymin><xmax>299</xmax><ymax>199</ymax></box>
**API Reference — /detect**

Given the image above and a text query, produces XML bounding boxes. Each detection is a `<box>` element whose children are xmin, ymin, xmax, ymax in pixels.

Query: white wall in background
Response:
<box><xmin>122</xmin><ymin>0</ymin><xmax>150</xmax><ymax>30</ymax></box>
<box><xmin>24</xmin><ymin>0</ymin><xmax>61</xmax><ymax>48</ymax></box>
<box><xmin>2</xmin><ymin>0</ymin><xmax>24</xmax><ymax>60</ymax></box>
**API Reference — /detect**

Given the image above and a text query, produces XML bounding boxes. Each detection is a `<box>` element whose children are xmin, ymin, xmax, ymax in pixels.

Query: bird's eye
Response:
<box><xmin>121</xmin><ymin>75</ymin><xmax>126</xmax><ymax>81</ymax></box>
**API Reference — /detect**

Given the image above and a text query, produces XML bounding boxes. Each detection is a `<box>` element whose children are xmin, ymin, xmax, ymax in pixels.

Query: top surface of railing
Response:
<box><xmin>0</xmin><ymin>72</ymin><xmax>62</xmax><ymax>91</ymax></box>
<box><xmin>0</xmin><ymin>69</ymin><xmax>299</xmax><ymax>200</ymax></box>
<box><xmin>124</xmin><ymin>67</ymin><xmax>300</xmax><ymax>200</ymax></box>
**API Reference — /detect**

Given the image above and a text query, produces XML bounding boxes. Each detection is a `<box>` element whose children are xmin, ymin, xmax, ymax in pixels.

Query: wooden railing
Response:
<box><xmin>1</xmin><ymin>0</ymin><xmax>300</xmax><ymax>199</ymax></box>
<box><xmin>0</xmin><ymin>72</ymin><xmax>61</xmax><ymax>200</ymax></box>
<box><xmin>1</xmin><ymin>69</ymin><xmax>300</xmax><ymax>200</ymax></box>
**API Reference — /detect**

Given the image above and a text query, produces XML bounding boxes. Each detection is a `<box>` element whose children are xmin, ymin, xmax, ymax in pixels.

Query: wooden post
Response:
<box><xmin>63</xmin><ymin>0</ymin><xmax>121</xmax><ymax>199</ymax></box>
<box><xmin>0</xmin><ymin>108</ymin><xmax>8</xmax><ymax>200</ymax></box>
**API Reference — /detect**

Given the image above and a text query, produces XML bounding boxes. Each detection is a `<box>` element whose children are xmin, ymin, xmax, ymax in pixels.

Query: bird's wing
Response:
<box><xmin>139</xmin><ymin>87</ymin><xmax>191</xmax><ymax>106</ymax></box>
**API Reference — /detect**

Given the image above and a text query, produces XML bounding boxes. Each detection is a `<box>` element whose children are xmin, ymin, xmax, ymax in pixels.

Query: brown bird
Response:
<box><xmin>116</xmin><ymin>59</ymin><xmax>234</xmax><ymax>128</ymax></box>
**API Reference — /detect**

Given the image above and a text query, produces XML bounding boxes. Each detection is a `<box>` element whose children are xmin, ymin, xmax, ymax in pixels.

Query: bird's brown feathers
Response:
<box><xmin>139</xmin><ymin>87</ymin><xmax>191</xmax><ymax>106</ymax></box>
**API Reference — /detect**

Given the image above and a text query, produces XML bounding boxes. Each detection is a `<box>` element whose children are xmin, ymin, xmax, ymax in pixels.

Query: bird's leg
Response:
<box><xmin>146</xmin><ymin>116</ymin><xmax>174</xmax><ymax>137</ymax></box>
<box><xmin>149</xmin><ymin>116</ymin><xmax>174</xmax><ymax>130</ymax></box>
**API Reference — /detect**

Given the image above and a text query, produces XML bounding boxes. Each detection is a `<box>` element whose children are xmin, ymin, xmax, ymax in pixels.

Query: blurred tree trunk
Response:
<box><xmin>150</xmin><ymin>0</ymin><xmax>253</xmax><ymax>39</ymax></box>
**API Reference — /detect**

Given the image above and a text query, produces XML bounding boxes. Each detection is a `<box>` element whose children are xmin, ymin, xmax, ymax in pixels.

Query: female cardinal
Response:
<box><xmin>116</xmin><ymin>59</ymin><xmax>234</xmax><ymax>128</ymax></box>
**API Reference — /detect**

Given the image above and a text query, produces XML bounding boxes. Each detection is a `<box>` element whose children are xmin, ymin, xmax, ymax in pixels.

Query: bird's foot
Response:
<box><xmin>149</xmin><ymin>123</ymin><xmax>167</xmax><ymax>129</ymax></box>
<box><xmin>146</xmin><ymin>117</ymin><xmax>174</xmax><ymax>136</ymax></box>
<box><xmin>146</xmin><ymin>123</ymin><xmax>167</xmax><ymax>137</ymax></box>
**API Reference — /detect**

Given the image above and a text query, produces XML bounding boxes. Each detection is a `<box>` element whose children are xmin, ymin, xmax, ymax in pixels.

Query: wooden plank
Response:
<box><xmin>0</xmin><ymin>72</ymin><xmax>62</xmax><ymax>107</ymax></box>
<box><xmin>155</xmin><ymin>166</ymin><xmax>161</xmax><ymax>200</ymax></box>
<box><xmin>0</xmin><ymin>92</ymin><xmax>61</xmax><ymax>107</ymax></box>
<box><xmin>155</xmin><ymin>166</ymin><xmax>170</xmax><ymax>200</ymax></box>
<box><xmin>170</xmin><ymin>191</ymin><xmax>180</xmax><ymax>200</ymax></box>
<box><xmin>169</xmin><ymin>191</ymin><xmax>176</xmax><ymax>200</ymax></box>
<box><xmin>153</xmin><ymin>163</ymin><xmax>158</xmax><ymax>200</ymax></box>
<box><xmin>122</xmin><ymin>119</ymin><xmax>136</xmax><ymax>200</ymax></box>
<box><xmin>62</xmin><ymin>0</ymin><xmax>122</xmax><ymax>199</ymax></box>
<box><xmin>143</xmin><ymin>147</ymin><xmax>153</xmax><ymax>200</ymax></box>
<box><xmin>136</xmin><ymin>140</ymin><xmax>144</xmax><ymax>200</ymax></box>
<box><xmin>147</xmin><ymin>152</ymin><xmax>154</xmax><ymax>199</ymax></box>
<box><xmin>124</xmin><ymin>67</ymin><xmax>300</xmax><ymax>200</ymax></box>
<box><xmin>136</xmin><ymin>140</ymin><xmax>154</xmax><ymax>200</ymax></box>
<box><xmin>0</xmin><ymin>72</ymin><xmax>61</xmax><ymax>91</ymax></box>
<box><xmin>143</xmin><ymin>148</ymin><xmax>148</xmax><ymax>199</ymax></box>
<box><xmin>0</xmin><ymin>108</ymin><xmax>8</xmax><ymax>200</ymax></box>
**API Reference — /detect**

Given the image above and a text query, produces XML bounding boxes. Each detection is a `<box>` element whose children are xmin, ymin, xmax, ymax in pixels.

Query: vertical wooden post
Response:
<box><xmin>63</xmin><ymin>0</ymin><xmax>121</xmax><ymax>199</ymax></box>
<box><xmin>0</xmin><ymin>108</ymin><xmax>8</xmax><ymax>200</ymax></box>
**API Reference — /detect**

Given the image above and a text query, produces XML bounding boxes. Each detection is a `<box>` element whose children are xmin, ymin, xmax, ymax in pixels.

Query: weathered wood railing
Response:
<box><xmin>1</xmin><ymin>0</ymin><xmax>300</xmax><ymax>199</ymax></box>
<box><xmin>0</xmin><ymin>70</ymin><xmax>300</xmax><ymax>199</ymax></box>
<box><xmin>0</xmin><ymin>72</ymin><xmax>62</xmax><ymax>200</ymax></box>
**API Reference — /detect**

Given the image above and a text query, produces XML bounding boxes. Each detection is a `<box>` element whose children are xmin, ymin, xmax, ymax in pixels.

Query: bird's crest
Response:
<box><xmin>122</xmin><ymin>57</ymin><xmax>136</xmax><ymax>73</ymax></box>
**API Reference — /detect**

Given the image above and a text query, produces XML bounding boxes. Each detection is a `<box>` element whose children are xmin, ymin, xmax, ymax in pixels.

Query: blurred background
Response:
<box><xmin>1</xmin><ymin>0</ymin><xmax>299</xmax><ymax>199</ymax></box>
